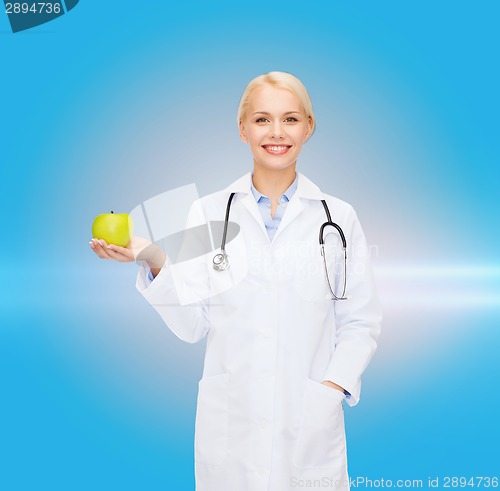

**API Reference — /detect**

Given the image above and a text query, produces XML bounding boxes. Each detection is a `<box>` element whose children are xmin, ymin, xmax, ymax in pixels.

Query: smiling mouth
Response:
<box><xmin>262</xmin><ymin>145</ymin><xmax>292</xmax><ymax>155</ymax></box>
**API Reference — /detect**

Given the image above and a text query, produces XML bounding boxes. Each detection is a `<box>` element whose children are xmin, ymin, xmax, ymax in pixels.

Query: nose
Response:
<box><xmin>269</xmin><ymin>121</ymin><xmax>285</xmax><ymax>139</ymax></box>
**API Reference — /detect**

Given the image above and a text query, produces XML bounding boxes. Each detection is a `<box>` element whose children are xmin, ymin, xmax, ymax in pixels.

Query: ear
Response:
<box><xmin>239</xmin><ymin>119</ymin><xmax>248</xmax><ymax>143</ymax></box>
<box><xmin>304</xmin><ymin>116</ymin><xmax>313</xmax><ymax>141</ymax></box>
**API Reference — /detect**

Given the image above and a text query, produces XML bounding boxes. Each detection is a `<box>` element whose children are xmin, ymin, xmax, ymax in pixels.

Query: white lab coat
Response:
<box><xmin>136</xmin><ymin>172</ymin><xmax>382</xmax><ymax>491</ymax></box>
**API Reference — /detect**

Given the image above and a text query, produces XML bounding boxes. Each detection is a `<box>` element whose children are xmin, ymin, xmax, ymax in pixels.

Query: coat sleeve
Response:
<box><xmin>135</xmin><ymin>199</ymin><xmax>211</xmax><ymax>344</ymax></box>
<box><xmin>322</xmin><ymin>205</ymin><xmax>382</xmax><ymax>406</ymax></box>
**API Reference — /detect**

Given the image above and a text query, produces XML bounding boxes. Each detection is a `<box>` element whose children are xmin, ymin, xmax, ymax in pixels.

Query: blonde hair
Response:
<box><xmin>237</xmin><ymin>71</ymin><xmax>316</xmax><ymax>135</ymax></box>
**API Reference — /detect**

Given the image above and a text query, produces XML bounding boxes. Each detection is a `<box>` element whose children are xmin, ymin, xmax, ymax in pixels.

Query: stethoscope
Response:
<box><xmin>213</xmin><ymin>193</ymin><xmax>348</xmax><ymax>301</ymax></box>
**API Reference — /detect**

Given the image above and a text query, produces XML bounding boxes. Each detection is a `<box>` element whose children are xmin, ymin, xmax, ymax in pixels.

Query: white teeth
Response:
<box><xmin>265</xmin><ymin>146</ymin><xmax>289</xmax><ymax>152</ymax></box>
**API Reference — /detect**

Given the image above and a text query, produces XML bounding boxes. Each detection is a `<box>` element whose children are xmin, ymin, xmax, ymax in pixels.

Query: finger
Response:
<box><xmin>105</xmin><ymin>243</ymin><xmax>133</xmax><ymax>262</ymax></box>
<box><xmin>89</xmin><ymin>238</ymin><xmax>108</xmax><ymax>258</ymax></box>
<box><xmin>89</xmin><ymin>238</ymin><xmax>114</xmax><ymax>259</ymax></box>
<box><xmin>106</xmin><ymin>243</ymin><xmax>127</xmax><ymax>254</ymax></box>
<box><xmin>96</xmin><ymin>239</ymin><xmax>122</xmax><ymax>260</ymax></box>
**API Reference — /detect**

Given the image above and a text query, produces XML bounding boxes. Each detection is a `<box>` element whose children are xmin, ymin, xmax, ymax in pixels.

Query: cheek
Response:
<box><xmin>290</xmin><ymin>130</ymin><xmax>306</xmax><ymax>146</ymax></box>
<box><xmin>247</xmin><ymin>129</ymin><xmax>266</xmax><ymax>145</ymax></box>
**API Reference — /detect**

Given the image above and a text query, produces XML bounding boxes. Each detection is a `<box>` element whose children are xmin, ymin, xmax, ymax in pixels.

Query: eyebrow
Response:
<box><xmin>252</xmin><ymin>111</ymin><xmax>301</xmax><ymax>116</ymax></box>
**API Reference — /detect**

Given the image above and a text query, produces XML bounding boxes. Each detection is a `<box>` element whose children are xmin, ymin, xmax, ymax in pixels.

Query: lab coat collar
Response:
<box><xmin>223</xmin><ymin>172</ymin><xmax>252</xmax><ymax>194</ymax></box>
<box><xmin>296</xmin><ymin>172</ymin><xmax>324</xmax><ymax>200</ymax></box>
<box><xmin>224</xmin><ymin>171</ymin><xmax>324</xmax><ymax>200</ymax></box>
<box><xmin>224</xmin><ymin>171</ymin><xmax>324</xmax><ymax>243</ymax></box>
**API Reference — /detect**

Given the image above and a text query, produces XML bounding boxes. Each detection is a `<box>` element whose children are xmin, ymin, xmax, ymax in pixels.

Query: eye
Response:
<box><xmin>255</xmin><ymin>117</ymin><xmax>269</xmax><ymax>123</ymax></box>
<box><xmin>285</xmin><ymin>117</ymin><xmax>298</xmax><ymax>123</ymax></box>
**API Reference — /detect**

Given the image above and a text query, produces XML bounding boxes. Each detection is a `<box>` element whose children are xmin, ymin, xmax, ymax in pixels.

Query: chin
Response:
<box><xmin>256</xmin><ymin>159</ymin><xmax>297</xmax><ymax>172</ymax></box>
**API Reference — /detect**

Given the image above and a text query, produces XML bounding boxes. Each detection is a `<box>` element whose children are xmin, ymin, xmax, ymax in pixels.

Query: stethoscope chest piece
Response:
<box><xmin>213</xmin><ymin>252</ymin><xmax>230</xmax><ymax>272</ymax></box>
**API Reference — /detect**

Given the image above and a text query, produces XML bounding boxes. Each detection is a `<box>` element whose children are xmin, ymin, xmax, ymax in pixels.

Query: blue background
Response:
<box><xmin>1</xmin><ymin>1</ymin><xmax>499</xmax><ymax>489</ymax></box>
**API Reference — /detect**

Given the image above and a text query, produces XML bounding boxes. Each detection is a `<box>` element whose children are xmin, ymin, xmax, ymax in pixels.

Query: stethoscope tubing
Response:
<box><xmin>213</xmin><ymin>192</ymin><xmax>236</xmax><ymax>272</ymax></box>
<box><xmin>213</xmin><ymin>193</ymin><xmax>348</xmax><ymax>300</ymax></box>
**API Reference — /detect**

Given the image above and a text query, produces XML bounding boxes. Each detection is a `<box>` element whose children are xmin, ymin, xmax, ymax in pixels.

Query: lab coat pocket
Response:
<box><xmin>194</xmin><ymin>373</ymin><xmax>229</xmax><ymax>466</ymax></box>
<box><xmin>292</xmin><ymin>378</ymin><xmax>346</xmax><ymax>468</ymax></box>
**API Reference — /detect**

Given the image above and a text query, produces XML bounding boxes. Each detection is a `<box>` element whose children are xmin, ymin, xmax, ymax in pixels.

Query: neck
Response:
<box><xmin>252</xmin><ymin>164</ymin><xmax>297</xmax><ymax>201</ymax></box>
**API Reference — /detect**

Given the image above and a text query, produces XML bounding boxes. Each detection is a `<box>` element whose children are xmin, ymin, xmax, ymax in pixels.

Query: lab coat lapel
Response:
<box><xmin>272</xmin><ymin>172</ymin><xmax>323</xmax><ymax>243</ymax></box>
<box><xmin>271</xmin><ymin>196</ymin><xmax>304</xmax><ymax>243</ymax></box>
<box><xmin>225</xmin><ymin>172</ymin><xmax>268</xmax><ymax>240</ymax></box>
<box><xmin>240</xmin><ymin>192</ymin><xmax>268</xmax><ymax>239</ymax></box>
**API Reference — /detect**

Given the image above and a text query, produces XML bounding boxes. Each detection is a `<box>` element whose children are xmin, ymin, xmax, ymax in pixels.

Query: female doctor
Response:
<box><xmin>89</xmin><ymin>71</ymin><xmax>382</xmax><ymax>491</ymax></box>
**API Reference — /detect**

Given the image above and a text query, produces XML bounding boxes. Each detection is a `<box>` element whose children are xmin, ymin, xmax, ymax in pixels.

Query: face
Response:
<box><xmin>239</xmin><ymin>84</ymin><xmax>313</xmax><ymax>173</ymax></box>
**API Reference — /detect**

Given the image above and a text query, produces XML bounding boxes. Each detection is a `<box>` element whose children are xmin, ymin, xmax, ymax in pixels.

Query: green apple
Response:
<box><xmin>92</xmin><ymin>211</ymin><xmax>134</xmax><ymax>247</ymax></box>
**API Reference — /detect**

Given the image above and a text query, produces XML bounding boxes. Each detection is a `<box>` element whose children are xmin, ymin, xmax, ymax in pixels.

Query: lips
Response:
<box><xmin>262</xmin><ymin>144</ymin><xmax>292</xmax><ymax>155</ymax></box>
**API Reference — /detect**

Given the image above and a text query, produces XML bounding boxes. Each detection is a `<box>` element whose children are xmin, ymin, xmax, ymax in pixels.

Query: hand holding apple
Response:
<box><xmin>89</xmin><ymin>234</ymin><xmax>167</xmax><ymax>275</ymax></box>
<box><xmin>92</xmin><ymin>211</ymin><xmax>133</xmax><ymax>247</ymax></box>
<box><xmin>90</xmin><ymin>211</ymin><xmax>167</xmax><ymax>275</ymax></box>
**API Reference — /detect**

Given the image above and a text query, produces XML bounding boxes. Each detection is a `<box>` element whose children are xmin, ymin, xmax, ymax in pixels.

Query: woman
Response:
<box><xmin>90</xmin><ymin>72</ymin><xmax>382</xmax><ymax>491</ymax></box>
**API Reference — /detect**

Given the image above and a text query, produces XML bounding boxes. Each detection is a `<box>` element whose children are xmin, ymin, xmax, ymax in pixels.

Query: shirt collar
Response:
<box><xmin>250</xmin><ymin>172</ymin><xmax>298</xmax><ymax>203</ymax></box>
<box><xmin>224</xmin><ymin>171</ymin><xmax>324</xmax><ymax>200</ymax></box>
